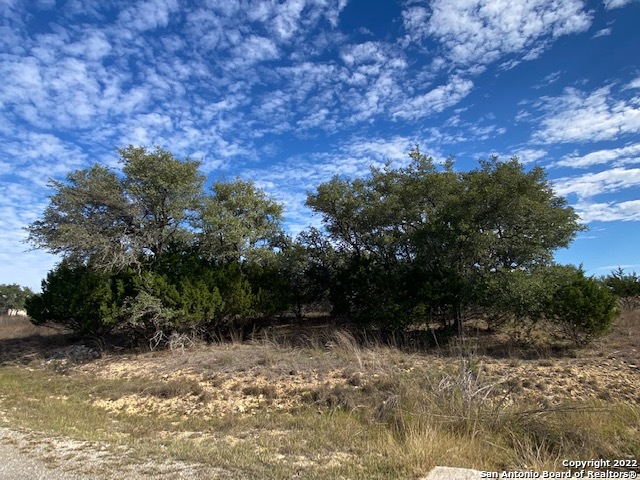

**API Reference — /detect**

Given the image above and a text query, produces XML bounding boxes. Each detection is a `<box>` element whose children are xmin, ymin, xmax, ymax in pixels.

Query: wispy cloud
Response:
<box><xmin>511</xmin><ymin>148</ymin><xmax>548</xmax><ymax>164</ymax></box>
<box><xmin>626</xmin><ymin>76</ymin><xmax>640</xmax><ymax>90</ymax></box>
<box><xmin>421</xmin><ymin>0</ymin><xmax>592</xmax><ymax>70</ymax></box>
<box><xmin>553</xmin><ymin>167</ymin><xmax>640</xmax><ymax>199</ymax></box>
<box><xmin>533</xmin><ymin>71</ymin><xmax>562</xmax><ymax>89</ymax></box>
<box><xmin>391</xmin><ymin>77</ymin><xmax>474</xmax><ymax>121</ymax></box>
<box><xmin>572</xmin><ymin>199</ymin><xmax>640</xmax><ymax>222</ymax></box>
<box><xmin>593</xmin><ymin>27</ymin><xmax>613</xmax><ymax>38</ymax></box>
<box><xmin>117</xmin><ymin>0</ymin><xmax>179</xmax><ymax>32</ymax></box>
<box><xmin>603</xmin><ymin>0</ymin><xmax>639</xmax><ymax>9</ymax></box>
<box><xmin>595</xmin><ymin>263</ymin><xmax>640</xmax><ymax>271</ymax></box>
<box><xmin>532</xmin><ymin>85</ymin><xmax>640</xmax><ymax>143</ymax></box>
<box><xmin>554</xmin><ymin>143</ymin><xmax>640</xmax><ymax>168</ymax></box>
<box><xmin>240</xmin><ymin>134</ymin><xmax>427</xmax><ymax>233</ymax></box>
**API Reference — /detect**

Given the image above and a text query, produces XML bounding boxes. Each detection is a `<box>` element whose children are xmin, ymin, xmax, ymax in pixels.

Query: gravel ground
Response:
<box><xmin>0</xmin><ymin>426</ymin><xmax>224</xmax><ymax>479</ymax></box>
<box><xmin>0</xmin><ymin>428</ymin><xmax>91</xmax><ymax>480</ymax></box>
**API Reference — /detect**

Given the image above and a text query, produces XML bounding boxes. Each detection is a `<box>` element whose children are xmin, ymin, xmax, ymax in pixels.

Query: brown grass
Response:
<box><xmin>0</xmin><ymin>314</ymin><xmax>43</xmax><ymax>339</ymax></box>
<box><xmin>0</xmin><ymin>314</ymin><xmax>79</xmax><ymax>365</ymax></box>
<box><xmin>0</xmin><ymin>311</ymin><xmax>639</xmax><ymax>478</ymax></box>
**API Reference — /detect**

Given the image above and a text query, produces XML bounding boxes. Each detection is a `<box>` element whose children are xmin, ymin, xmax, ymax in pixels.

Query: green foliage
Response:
<box><xmin>25</xmin><ymin>261</ymin><xmax>131</xmax><ymax>334</ymax></box>
<box><xmin>480</xmin><ymin>265</ymin><xmax>575</xmax><ymax>330</ymax></box>
<box><xmin>0</xmin><ymin>284</ymin><xmax>34</xmax><ymax>314</ymax></box>
<box><xmin>478</xmin><ymin>264</ymin><xmax>618</xmax><ymax>345</ymax></box>
<box><xmin>198</xmin><ymin>179</ymin><xmax>284</xmax><ymax>263</ymax></box>
<box><xmin>25</xmin><ymin>250</ymin><xmax>293</xmax><ymax>337</ymax></box>
<box><xmin>288</xmin><ymin>228</ymin><xmax>337</xmax><ymax>314</ymax></box>
<box><xmin>306</xmin><ymin>146</ymin><xmax>583</xmax><ymax>334</ymax></box>
<box><xmin>549</xmin><ymin>268</ymin><xmax>618</xmax><ymax>346</ymax></box>
<box><xmin>604</xmin><ymin>267</ymin><xmax>640</xmax><ymax>310</ymax></box>
<box><xmin>25</xmin><ymin>146</ymin><xmax>288</xmax><ymax>338</ymax></box>
<box><xmin>26</xmin><ymin>146</ymin><xmax>205</xmax><ymax>271</ymax></box>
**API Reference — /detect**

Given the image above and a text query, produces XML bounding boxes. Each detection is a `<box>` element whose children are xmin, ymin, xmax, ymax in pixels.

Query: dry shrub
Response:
<box><xmin>141</xmin><ymin>379</ymin><xmax>205</xmax><ymax>399</ymax></box>
<box><xmin>242</xmin><ymin>384</ymin><xmax>277</xmax><ymax>400</ymax></box>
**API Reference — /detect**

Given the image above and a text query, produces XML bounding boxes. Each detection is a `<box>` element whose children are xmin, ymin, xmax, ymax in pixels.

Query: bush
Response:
<box><xmin>25</xmin><ymin>261</ymin><xmax>131</xmax><ymax>334</ymax></box>
<box><xmin>25</xmin><ymin>252</ymin><xmax>296</xmax><ymax>340</ymax></box>
<box><xmin>604</xmin><ymin>267</ymin><xmax>640</xmax><ymax>311</ymax></box>
<box><xmin>550</xmin><ymin>271</ymin><xmax>618</xmax><ymax>346</ymax></box>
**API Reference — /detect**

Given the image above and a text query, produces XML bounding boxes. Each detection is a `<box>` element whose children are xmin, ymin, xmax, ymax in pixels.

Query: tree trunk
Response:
<box><xmin>454</xmin><ymin>302</ymin><xmax>464</xmax><ymax>338</ymax></box>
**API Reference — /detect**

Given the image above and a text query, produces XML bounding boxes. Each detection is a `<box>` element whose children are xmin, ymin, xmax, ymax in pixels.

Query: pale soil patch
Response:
<box><xmin>71</xmin><ymin>336</ymin><xmax>640</xmax><ymax>423</ymax></box>
<box><xmin>0</xmin><ymin>425</ymin><xmax>229</xmax><ymax>479</ymax></box>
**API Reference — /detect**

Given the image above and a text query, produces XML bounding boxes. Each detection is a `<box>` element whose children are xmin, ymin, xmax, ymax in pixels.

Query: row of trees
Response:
<box><xmin>23</xmin><ymin>146</ymin><xmax>625</xmax><ymax>345</ymax></box>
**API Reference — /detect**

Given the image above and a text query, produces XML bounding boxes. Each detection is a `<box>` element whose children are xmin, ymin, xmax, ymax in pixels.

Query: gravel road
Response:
<box><xmin>0</xmin><ymin>425</ymin><xmax>229</xmax><ymax>479</ymax></box>
<box><xmin>0</xmin><ymin>428</ymin><xmax>91</xmax><ymax>480</ymax></box>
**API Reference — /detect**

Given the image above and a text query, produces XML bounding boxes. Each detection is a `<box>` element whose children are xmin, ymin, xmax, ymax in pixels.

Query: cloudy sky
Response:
<box><xmin>1</xmin><ymin>0</ymin><xmax>639</xmax><ymax>291</ymax></box>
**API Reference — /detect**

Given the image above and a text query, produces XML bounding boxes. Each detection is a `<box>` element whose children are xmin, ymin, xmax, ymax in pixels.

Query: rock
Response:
<box><xmin>421</xmin><ymin>466</ymin><xmax>483</xmax><ymax>480</ymax></box>
<box><xmin>49</xmin><ymin>345</ymin><xmax>101</xmax><ymax>364</ymax></box>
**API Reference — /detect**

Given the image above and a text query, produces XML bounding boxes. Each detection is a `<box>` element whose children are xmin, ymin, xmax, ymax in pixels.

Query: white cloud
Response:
<box><xmin>533</xmin><ymin>86</ymin><xmax>640</xmax><ymax>143</ymax></box>
<box><xmin>467</xmin><ymin>124</ymin><xmax>506</xmax><ymax>141</ymax></box>
<box><xmin>533</xmin><ymin>70</ymin><xmax>562</xmax><ymax>89</ymax></box>
<box><xmin>340</xmin><ymin>41</ymin><xmax>388</xmax><ymax>66</ymax></box>
<box><xmin>626</xmin><ymin>77</ymin><xmax>640</xmax><ymax>90</ymax></box>
<box><xmin>554</xmin><ymin>143</ymin><xmax>640</xmax><ymax>168</ymax></box>
<box><xmin>603</xmin><ymin>0</ymin><xmax>639</xmax><ymax>9</ymax></box>
<box><xmin>573</xmin><ymin>200</ymin><xmax>640</xmax><ymax>222</ymax></box>
<box><xmin>592</xmin><ymin>27</ymin><xmax>612</xmax><ymax>38</ymax></box>
<box><xmin>65</xmin><ymin>31</ymin><xmax>112</xmax><ymax>60</ymax></box>
<box><xmin>60</xmin><ymin>0</ymin><xmax>105</xmax><ymax>19</ymax></box>
<box><xmin>392</xmin><ymin>77</ymin><xmax>474</xmax><ymax>121</ymax></box>
<box><xmin>117</xmin><ymin>0</ymin><xmax>179</xmax><ymax>32</ymax></box>
<box><xmin>511</xmin><ymin>148</ymin><xmax>548</xmax><ymax>164</ymax></box>
<box><xmin>595</xmin><ymin>263</ymin><xmax>640</xmax><ymax>271</ymax></box>
<box><xmin>401</xmin><ymin>6</ymin><xmax>430</xmax><ymax>45</ymax></box>
<box><xmin>423</xmin><ymin>0</ymin><xmax>592</xmax><ymax>69</ymax></box>
<box><xmin>231</xmin><ymin>35</ymin><xmax>280</xmax><ymax>65</ymax></box>
<box><xmin>553</xmin><ymin>168</ymin><xmax>640</xmax><ymax>198</ymax></box>
<box><xmin>270</xmin><ymin>0</ymin><xmax>306</xmax><ymax>41</ymax></box>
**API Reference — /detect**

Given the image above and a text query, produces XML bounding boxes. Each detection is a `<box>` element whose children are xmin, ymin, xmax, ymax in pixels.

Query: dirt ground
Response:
<box><xmin>2</xmin><ymin>313</ymin><xmax>639</xmax><ymax>418</ymax></box>
<box><xmin>0</xmin><ymin>312</ymin><xmax>638</xmax><ymax>478</ymax></box>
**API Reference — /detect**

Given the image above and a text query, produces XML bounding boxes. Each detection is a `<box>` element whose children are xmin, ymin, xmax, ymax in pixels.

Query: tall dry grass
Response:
<box><xmin>1</xmin><ymin>312</ymin><xmax>639</xmax><ymax>478</ymax></box>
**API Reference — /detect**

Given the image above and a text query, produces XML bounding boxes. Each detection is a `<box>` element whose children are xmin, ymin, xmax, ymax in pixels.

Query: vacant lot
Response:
<box><xmin>0</xmin><ymin>313</ymin><xmax>638</xmax><ymax>479</ymax></box>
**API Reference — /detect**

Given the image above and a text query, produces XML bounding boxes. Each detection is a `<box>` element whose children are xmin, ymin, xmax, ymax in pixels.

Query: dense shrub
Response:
<box><xmin>25</xmin><ymin>253</ymin><xmax>298</xmax><ymax>339</ymax></box>
<box><xmin>550</xmin><ymin>270</ymin><xmax>618</xmax><ymax>346</ymax></box>
<box><xmin>604</xmin><ymin>267</ymin><xmax>640</xmax><ymax>311</ymax></box>
<box><xmin>26</xmin><ymin>261</ymin><xmax>131</xmax><ymax>334</ymax></box>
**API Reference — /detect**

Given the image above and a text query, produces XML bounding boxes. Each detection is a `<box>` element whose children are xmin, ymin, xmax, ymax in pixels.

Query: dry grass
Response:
<box><xmin>0</xmin><ymin>314</ymin><xmax>77</xmax><ymax>364</ymax></box>
<box><xmin>0</xmin><ymin>312</ymin><xmax>639</xmax><ymax>478</ymax></box>
<box><xmin>0</xmin><ymin>314</ymin><xmax>45</xmax><ymax>339</ymax></box>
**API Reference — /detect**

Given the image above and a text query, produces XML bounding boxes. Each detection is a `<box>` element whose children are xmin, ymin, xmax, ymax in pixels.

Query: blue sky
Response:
<box><xmin>1</xmin><ymin>0</ymin><xmax>639</xmax><ymax>291</ymax></box>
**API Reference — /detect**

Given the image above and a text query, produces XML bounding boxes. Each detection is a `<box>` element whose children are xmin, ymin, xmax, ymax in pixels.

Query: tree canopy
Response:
<box><xmin>306</xmin><ymin>147</ymin><xmax>585</xmax><ymax>335</ymax></box>
<box><xmin>27</xmin><ymin>146</ymin><xmax>206</xmax><ymax>271</ymax></box>
<box><xmin>26</xmin><ymin>146</ymin><xmax>285</xmax><ymax>271</ymax></box>
<box><xmin>24</xmin><ymin>145</ymin><xmax>616</xmax><ymax>346</ymax></box>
